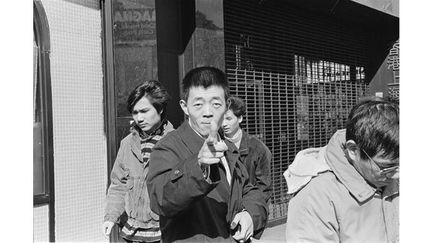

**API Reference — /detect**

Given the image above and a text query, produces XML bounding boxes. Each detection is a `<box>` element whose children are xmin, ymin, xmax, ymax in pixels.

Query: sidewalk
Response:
<box><xmin>254</xmin><ymin>223</ymin><xmax>286</xmax><ymax>242</ymax></box>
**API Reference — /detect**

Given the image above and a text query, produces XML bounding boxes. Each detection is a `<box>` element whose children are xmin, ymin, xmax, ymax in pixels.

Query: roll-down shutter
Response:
<box><xmin>223</xmin><ymin>0</ymin><xmax>369</xmax><ymax>224</ymax></box>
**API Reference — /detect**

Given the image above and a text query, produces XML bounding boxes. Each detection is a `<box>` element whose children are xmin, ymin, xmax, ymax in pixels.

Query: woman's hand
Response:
<box><xmin>102</xmin><ymin>221</ymin><xmax>115</xmax><ymax>239</ymax></box>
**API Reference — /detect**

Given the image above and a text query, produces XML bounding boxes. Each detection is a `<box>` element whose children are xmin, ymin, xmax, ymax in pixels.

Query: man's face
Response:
<box><xmin>180</xmin><ymin>85</ymin><xmax>226</xmax><ymax>137</ymax></box>
<box><xmin>222</xmin><ymin>109</ymin><xmax>242</xmax><ymax>138</ymax></box>
<box><xmin>351</xmin><ymin>149</ymin><xmax>399</xmax><ymax>188</ymax></box>
<box><xmin>132</xmin><ymin>96</ymin><xmax>162</xmax><ymax>134</ymax></box>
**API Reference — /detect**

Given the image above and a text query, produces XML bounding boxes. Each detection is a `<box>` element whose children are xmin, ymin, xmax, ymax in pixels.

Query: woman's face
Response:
<box><xmin>132</xmin><ymin>96</ymin><xmax>162</xmax><ymax>134</ymax></box>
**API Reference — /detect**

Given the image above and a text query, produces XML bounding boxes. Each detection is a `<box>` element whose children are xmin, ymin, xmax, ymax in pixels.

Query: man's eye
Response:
<box><xmin>213</xmin><ymin>103</ymin><xmax>222</xmax><ymax>108</ymax></box>
<box><xmin>132</xmin><ymin>111</ymin><xmax>138</xmax><ymax>115</ymax></box>
<box><xmin>194</xmin><ymin>103</ymin><xmax>203</xmax><ymax>107</ymax></box>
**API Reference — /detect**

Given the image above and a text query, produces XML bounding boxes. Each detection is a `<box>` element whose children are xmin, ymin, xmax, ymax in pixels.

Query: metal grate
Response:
<box><xmin>224</xmin><ymin>0</ymin><xmax>369</xmax><ymax>223</ymax></box>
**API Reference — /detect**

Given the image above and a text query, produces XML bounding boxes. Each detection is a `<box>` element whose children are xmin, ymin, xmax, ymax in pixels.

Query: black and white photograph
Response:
<box><xmin>3</xmin><ymin>0</ymin><xmax>430</xmax><ymax>242</ymax></box>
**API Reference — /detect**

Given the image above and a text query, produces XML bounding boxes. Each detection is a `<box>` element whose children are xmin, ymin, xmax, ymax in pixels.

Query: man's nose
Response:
<box><xmin>202</xmin><ymin>104</ymin><xmax>213</xmax><ymax>117</ymax></box>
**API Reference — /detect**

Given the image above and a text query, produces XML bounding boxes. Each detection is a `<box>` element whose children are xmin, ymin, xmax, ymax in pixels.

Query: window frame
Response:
<box><xmin>33</xmin><ymin>0</ymin><xmax>54</xmax><ymax>206</ymax></box>
<box><xmin>33</xmin><ymin>0</ymin><xmax>55</xmax><ymax>241</ymax></box>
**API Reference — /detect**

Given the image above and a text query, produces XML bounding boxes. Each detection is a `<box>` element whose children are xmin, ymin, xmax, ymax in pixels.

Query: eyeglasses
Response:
<box><xmin>362</xmin><ymin>149</ymin><xmax>399</xmax><ymax>177</ymax></box>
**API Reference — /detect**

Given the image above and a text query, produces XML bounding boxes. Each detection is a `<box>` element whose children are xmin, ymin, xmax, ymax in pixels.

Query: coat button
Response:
<box><xmin>174</xmin><ymin>170</ymin><xmax>180</xmax><ymax>175</ymax></box>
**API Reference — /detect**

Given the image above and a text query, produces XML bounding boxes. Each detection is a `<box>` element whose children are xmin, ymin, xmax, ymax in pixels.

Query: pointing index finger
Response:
<box><xmin>206</xmin><ymin>121</ymin><xmax>218</xmax><ymax>144</ymax></box>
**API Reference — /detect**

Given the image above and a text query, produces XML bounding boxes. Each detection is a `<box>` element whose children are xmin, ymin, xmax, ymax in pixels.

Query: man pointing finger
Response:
<box><xmin>147</xmin><ymin>66</ymin><xmax>268</xmax><ymax>242</ymax></box>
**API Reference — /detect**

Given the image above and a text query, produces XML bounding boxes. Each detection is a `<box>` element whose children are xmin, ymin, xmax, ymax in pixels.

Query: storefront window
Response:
<box><xmin>111</xmin><ymin>0</ymin><xmax>158</xmax><ymax>142</ymax></box>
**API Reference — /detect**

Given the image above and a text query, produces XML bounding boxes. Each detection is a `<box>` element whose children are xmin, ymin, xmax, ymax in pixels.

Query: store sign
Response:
<box><xmin>114</xmin><ymin>9</ymin><xmax>156</xmax><ymax>22</ymax></box>
<box><xmin>387</xmin><ymin>40</ymin><xmax>399</xmax><ymax>71</ymax></box>
<box><xmin>294</xmin><ymin>55</ymin><xmax>354</xmax><ymax>84</ymax></box>
<box><xmin>113</xmin><ymin>8</ymin><xmax>156</xmax><ymax>44</ymax></box>
<box><xmin>387</xmin><ymin>40</ymin><xmax>399</xmax><ymax>99</ymax></box>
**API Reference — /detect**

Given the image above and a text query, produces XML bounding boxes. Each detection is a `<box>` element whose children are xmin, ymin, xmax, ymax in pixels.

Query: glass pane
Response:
<box><xmin>112</xmin><ymin>0</ymin><xmax>158</xmax><ymax>118</ymax></box>
<box><xmin>112</xmin><ymin>0</ymin><xmax>158</xmax><ymax>148</ymax></box>
<box><xmin>33</xmin><ymin>40</ymin><xmax>45</xmax><ymax>196</ymax></box>
<box><xmin>34</xmin><ymin>122</ymin><xmax>45</xmax><ymax>195</ymax></box>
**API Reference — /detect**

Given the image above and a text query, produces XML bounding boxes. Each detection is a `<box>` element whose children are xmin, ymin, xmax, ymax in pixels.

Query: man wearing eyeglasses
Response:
<box><xmin>284</xmin><ymin>99</ymin><xmax>399</xmax><ymax>242</ymax></box>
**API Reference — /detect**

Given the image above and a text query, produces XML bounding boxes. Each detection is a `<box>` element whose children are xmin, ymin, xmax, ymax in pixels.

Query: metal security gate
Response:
<box><xmin>223</xmin><ymin>0</ymin><xmax>369</xmax><ymax>224</ymax></box>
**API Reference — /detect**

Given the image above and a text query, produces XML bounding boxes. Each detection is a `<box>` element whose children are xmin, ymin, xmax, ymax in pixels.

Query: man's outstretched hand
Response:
<box><xmin>198</xmin><ymin>121</ymin><xmax>228</xmax><ymax>166</ymax></box>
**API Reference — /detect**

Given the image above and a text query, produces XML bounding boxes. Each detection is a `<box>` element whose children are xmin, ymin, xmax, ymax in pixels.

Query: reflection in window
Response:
<box><xmin>356</xmin><ymin>66</ymin><xmax>365</xmax><ymax>81</ymax></box>
<box><xmin>294</xmin><ymin>54</ymin><xmax>361</xmax><ymax>84</ymax></box>
<box><xmin>234</xmin><ymin>34</ymin><xmax>254</xmax><ymax>70</ymax></box>
<box><xmin>293</xmin><ymin>54</ymin><xmax>368</xmax><ymax>140</ymax></box>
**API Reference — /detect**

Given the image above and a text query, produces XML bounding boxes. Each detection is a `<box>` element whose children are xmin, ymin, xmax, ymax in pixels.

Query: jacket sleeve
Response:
<box><xmin>147</xmin><ymin>137</ymin><xmax>221</xmax><ymax>217</ymax></box>
<box><xmin>238</xmin><ymin>163</ymin><xmax>269</xmax><ymax>239</ymax></box>
<box><xmin>255</xmin><ymin>143</ymin><xmax>272</xmax><ymax>204</ymax></box>
<box><xmin>104</xmin><ymin>141</ymin><xmax>128</xmax><ymax>222</ymax></box>
<box><xmin>285</xmin><ymin>177</ymin><xmax>339</xmax><ymax>242</ymax></box>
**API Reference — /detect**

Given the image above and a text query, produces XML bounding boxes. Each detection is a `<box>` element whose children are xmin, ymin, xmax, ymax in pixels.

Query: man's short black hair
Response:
<box><xmin>181</xmin><ymin>66</ymin><xmax>229</xmax><ymax>101</ymax></box>
<box><xmin>346</xmin><ymin>99</ymin><xmax>399</xmax><ymax>160</ymax></box>
<box><xmin>227</xmin><ymin>96</ymin><xmax>246</xmax><ymax>117</ymax></box>
<box><xmin>127</xmin><ymin>80</ymin><xmax>170</xmax><ymax>119</ymax></box>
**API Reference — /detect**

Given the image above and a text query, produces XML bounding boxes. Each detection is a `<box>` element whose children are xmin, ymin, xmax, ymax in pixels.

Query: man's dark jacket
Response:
<box><xmin>238</xmin><ymin>131</ymin><xmax>272</xmax><ymax>203</ymax></box>
<box><xmin>147</xmin><ymin>121</ymin><xmax>268</xmax><ymax>242</ymax></box>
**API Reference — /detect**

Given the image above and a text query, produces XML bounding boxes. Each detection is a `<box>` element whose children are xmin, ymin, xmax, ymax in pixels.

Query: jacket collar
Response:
<box><xmin>177</xmin><ymin>120</ymin><xmax>207</xmax><ymax>154</ymax></box>
<box><xmin>219</xmin><ymin>128</ymin><xmax>241</xmax><ymax>172</ymax></box>
<box><xmin>224</xmin><ymin>138</ymin><xmax>240</xmax><ymax>173</ymax></box>
<box><xmin>238</xmin><ymin>130</ymin><xmax>249</xmax><ymax>156</ymax></box>
<box><xmin>383</xmin><ymin>178</ymin><xmax>399</xmax><ymax>200</ymax></box>
<box><xmin>130</xmin><ymin>129</ymin><xmax>143</xmax><ymax>162</ymax></box>
<box><xmin>325</xmin><ymin>129</ymin><xmax>377</xmax><ymax>203</ymax></box>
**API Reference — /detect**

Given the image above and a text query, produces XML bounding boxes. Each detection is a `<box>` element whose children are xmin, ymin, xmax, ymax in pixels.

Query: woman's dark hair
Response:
<box><xmin>346</xmin><ymin>99</ymin><xmax>399</xmax><ymax>160</ymax></box>
<box><xmin>127</xmin><ymin>80</ymin><xmax>170</xmax><ymax>119</ymax></box>
<box><xmin>181</xmin><ymin>66</ymin><xmax>229</xmax><ymax>101</ymax></box>
<box><xmin>227</xmin><ymin>96</ymin><xmax>246</xmax><ymax>117</ymax></box>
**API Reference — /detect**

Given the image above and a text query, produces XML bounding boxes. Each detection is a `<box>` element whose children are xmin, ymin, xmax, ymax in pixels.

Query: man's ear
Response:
<box><xmin>238</xmin><ymin>115</ymin><xmax>243</xmax><ymax>124</ymax></box>
<box><xmin>179</xmin><ymin>100</ymin><xmax>189</xmax><ymax>116</ymax></box>
<box><xmin>345</xmin><ymin>140</ymin><xmax>359</xmax><ymax>162</ymax></box>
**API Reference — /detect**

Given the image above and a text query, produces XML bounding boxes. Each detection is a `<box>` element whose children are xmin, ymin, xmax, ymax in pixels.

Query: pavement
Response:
<box><xmin>254</xmin><ymin>223</ymin><xmax>286</xmax><ymax>242</ymax></box>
